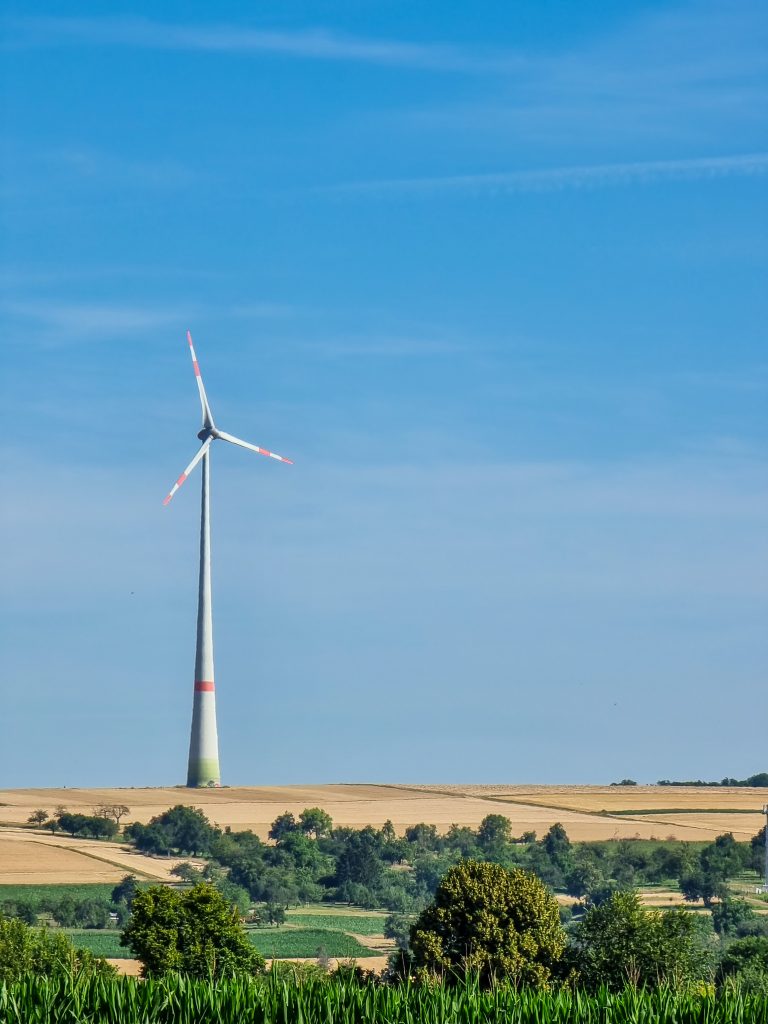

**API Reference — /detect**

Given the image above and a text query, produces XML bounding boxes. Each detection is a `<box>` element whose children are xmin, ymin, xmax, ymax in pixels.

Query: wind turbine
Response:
<box><xmin>163</xmin><ymin>332</ymin><xmax>292</xmax><ymax>787</ymax></box>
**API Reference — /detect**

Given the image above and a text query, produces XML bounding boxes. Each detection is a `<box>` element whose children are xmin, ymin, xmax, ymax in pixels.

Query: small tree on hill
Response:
<box><xmin>94</xmin><ymin>803</ymin><xmax>131</xmax><ymax>827</ymax></box>
<box><xmin>408</xmin><ymin>860</ymin><xmax>566</xmax><ymax>987</ymax></box>
<box><xmin>298</xmin><ymin>807</ymin><xmax>333</xmax><ymax>839</ymax></box>
<box><xmin>27</xmin><ymin>809</ymin><xmax>49</xmax><ymax>827</ymax></box>
<box><xmin>477</xmin><ymin>815</ymin><xmax>512</xmax><ymax>859</ymax></box>
<box><xmin>269</xmin><ymin>812</ymin><xmax>299</xmax><ymax>841</ymax></box>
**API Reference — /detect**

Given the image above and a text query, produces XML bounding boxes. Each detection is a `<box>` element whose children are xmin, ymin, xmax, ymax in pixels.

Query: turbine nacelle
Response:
<box><xmin>163</xmin><ymin>332</ymin><xmax>292</xmax><ymax>506</ymax></box>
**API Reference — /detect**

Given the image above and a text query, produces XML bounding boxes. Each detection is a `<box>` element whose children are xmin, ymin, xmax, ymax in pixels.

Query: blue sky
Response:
<box><xmin>1</xmin><ymin>1</ymin><xmax>766</xmax><ymax>788</ymax></box>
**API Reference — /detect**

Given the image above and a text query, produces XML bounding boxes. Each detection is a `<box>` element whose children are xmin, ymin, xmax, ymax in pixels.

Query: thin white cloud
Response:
<box><xmin>5</xmin><ymin>302</ymin><xmax>185</xmax><ymax>337</ymax></box>
<box><xmin>1</xmin><ymin>300</ymin><xmax>291</xmax><ymax>344</ymax></box>
<box><xmin>322</xmin><ymin>153</ymin><xmax>768</xmax><ymax>198</ymax></box>
<box><xmin>4</xmin><ymin>16</ymin><xmax>526</xmax><ymax>73</ymax></box>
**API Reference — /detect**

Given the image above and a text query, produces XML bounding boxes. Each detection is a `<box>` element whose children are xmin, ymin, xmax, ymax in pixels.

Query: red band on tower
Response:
<box><xmin>194</xmin><ymin>680</ymin><xmax>215</xmax><ymax>692</ymax></box>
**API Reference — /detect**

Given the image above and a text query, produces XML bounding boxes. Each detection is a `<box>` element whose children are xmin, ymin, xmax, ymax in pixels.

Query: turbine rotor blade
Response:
<box><xmin>163</xmin><ymin>436</ymin><xmax>214</xmax><ymax>505</ymax></box>
<box><xmin>187</xmin><ymin>331</ymin><xmax>214</xmax><ymax>428</ymax></box>
<box><xmin>217</xmin><ymin>430</ymin><xmax>293</xmax><ymax>465</ymax></box>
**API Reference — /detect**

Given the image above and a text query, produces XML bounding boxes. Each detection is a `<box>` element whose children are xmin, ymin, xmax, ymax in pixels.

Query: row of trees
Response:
<box><xmin>657</xmin><ymin>775</ymin><xmax>768</xmax><ymax>788</ymax></box>
<box><xmin>26</xmin><ymin>804</ymin><xmax>130</xmax><ymax>839</ymax></box>
<box><xmin>121</xmin><ymin>804</ymin><xmax>766</xmax><ymax>921</ymax></box>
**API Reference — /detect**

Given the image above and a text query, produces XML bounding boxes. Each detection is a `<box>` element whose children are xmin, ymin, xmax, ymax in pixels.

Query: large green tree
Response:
<box><xmin>121</xmin><ymin>883</ymin><xmax>264</xmax><ymax>978</ymax></box>
<box><xmin>572</xmin><ymin>889</ymin><xmax>713</xmax><ymax>991</ymax></box>
<box><xmin>408</xmin><ymin>860</ymin><xmax>566</xmax><ymax>987</ymax></box>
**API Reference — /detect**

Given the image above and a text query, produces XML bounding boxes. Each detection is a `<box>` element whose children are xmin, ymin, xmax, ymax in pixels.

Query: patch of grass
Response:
<box><xmin>0</xmin><ymin>883</ymin><xmax>116</xmax><ymax>908</ymax></box>
<box><xmin>248</xmin><ymin>928</ymin><xmax>377</xmax><ymax>959</ymax></box>
<box><xmin>284</xmin><ymin>913</ymin><xmax>387</xmax><ymax>936</ymax></box>
<box><xmin>67</xmin><ymin>926</ymin><xmax>380</xmax><ymax>962</ymax></box>
<box><xmin>65</xmin><ymin>930</ymin><xmax>126</xmax><ymax>958</ymax></box>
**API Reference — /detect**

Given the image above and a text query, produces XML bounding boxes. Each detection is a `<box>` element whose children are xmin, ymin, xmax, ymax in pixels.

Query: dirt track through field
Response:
<box><xmin>1</xmin><ymin>784</ymin><xmax>764</xmax><ymax>884</ymax></box>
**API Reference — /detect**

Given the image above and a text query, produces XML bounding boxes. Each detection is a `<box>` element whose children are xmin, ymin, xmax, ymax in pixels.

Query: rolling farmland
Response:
<box><xmin>0</xmin><ymin>783</ymin><xmax>764</xmax><ymax>886</ymax></box>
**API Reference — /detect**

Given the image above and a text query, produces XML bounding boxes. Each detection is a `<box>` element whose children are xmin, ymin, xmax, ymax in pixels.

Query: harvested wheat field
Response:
<box><xmin>0</xmin><ymin>828</ymin><xmax>201</xmax><ymax>884</ymax></box>
<box><xmin>1</xmin><ymin>783</ymin><xmax>765</xmax><ymax>885</ymax></box>
<box><xmin>404</xmin><ymin>785</ymin><xmax>766</xmax><ymax>841</ymax></box>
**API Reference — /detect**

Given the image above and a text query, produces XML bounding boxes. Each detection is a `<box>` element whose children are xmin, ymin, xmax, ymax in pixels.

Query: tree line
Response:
<box><xmin>657</xmin><ymin>774</ymin><xmax>768</xmax><ymax>788</ymax></box>
<box><xmin>10</xmin><ymin>803</ymin><xmax>766</xmax><ymax>934</ymax></box>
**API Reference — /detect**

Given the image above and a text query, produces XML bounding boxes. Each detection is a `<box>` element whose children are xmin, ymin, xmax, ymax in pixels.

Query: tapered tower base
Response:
<box><xmin>186</xmin><ymin>684</ymin><xmax>221</xmax><ymax>787</ymax></box>
<box><xmin>185</xmin><ymin>451</ymin><xmax>222</xmax><ymax>788</ymax></box>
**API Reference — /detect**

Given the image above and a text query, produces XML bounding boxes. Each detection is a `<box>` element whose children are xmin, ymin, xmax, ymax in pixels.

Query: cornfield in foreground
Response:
<box><xmin>1</xmin><ymin>975</ymin><xmax>767</xmax><ymax>1024</ymax></box>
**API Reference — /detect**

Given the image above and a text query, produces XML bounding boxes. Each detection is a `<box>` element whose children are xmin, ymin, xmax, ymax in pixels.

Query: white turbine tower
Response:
<box><xmin>163</xmin><ymin>332</ymin><xmax>292</xmax><ymax>787</ymax></box>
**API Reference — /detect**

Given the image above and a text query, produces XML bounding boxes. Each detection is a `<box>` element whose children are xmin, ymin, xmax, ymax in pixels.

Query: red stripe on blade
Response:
<box><xmin>193</xmin><ymin>361</ymin><xmax>201</xmax><ymax>376</ymax></box>
<box><xmin>194</xmin><ymin>680</ymin><xmax>215</xmax><ymax>692</ymax></box>
<box><xmin>176</xmin><ymin>473</ymin><xmax>187</xmax><ymax>486</ymax></box>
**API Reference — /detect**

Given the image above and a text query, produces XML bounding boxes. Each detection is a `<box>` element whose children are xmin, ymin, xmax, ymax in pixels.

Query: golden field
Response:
<box><xmin>0</xmin><ymin>784</ymin><xmax>764</xmax><ymax>885</ymax></box>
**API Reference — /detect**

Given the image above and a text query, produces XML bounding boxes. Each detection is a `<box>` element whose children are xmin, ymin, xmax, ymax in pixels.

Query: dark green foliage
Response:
<box><xmin>298</xmin><ymin>808</ymin><xmax>333</xmax><ymax>839</ymax></box>
<box><xmin>717</xmin><ymin>935</ymin><xmax>768</xmax><ymax>994</ymax></box>
<box><xmin>0</xmin><ymin>916</ymin><xmax>115</xmax><ymax>982</ymax></box>
<box><xmin>712</xmin><ymin>899</ymin><xmax>760</xmax><ymax>938</ymax></box>
<box><xmin>680</xmin><ymin>834</ymin><xmax>749</xmax><ymax>907</ymax></box>
<box><xmin>251</xmin><ymin>902</ymin><xmax>285</xmax><ymax>927</ymax></box>
<box><xmin>336</xmin><ymin>828</ymin><xmax>384</xmax><ymax>890</ymax></box>
<box><xmin>384</xmin><ymin>912</ymin><xmax>412</xmax><ymax>950</ymax></box>
<box><xmin>268</xmin><ymin>812</ymin><xmax>299</xmax><ymax>841</ymax></box>
<box><xmin>121</xmin><ymin>883</ymin><xmax>265</xmax><ymax>978</ymax></box>
<box><xmin>571</xmin><ymin>890</ymin><xmax>713</xmax><ymax>991</ymax></box>
<box><xmin>56</xmin><ymin>812</ymin><xmax>118</xmax><ymax>839</ymax></box>
<box><xmin>658</xmin><ymin>774</ymin><xmax>768</xmax><ymax>787</ymax></box>
<box><xmin>0</xmin><ymin>883</ymin><xmax>127</xmax><ymax>930</ymax></box>
<box><xmin>404</xmin><ymin>823</ymin><xmax>440</xmax><ymax>852</ymax></box>
<box><xmin>751</xmin><ymin>827</ymin><xmax>767</xmax><ymax>874</ymax></box>
<box><xmin>125</xmin><ymin>805</ymin><xmax>218</xmax><ymax>856</ymax></box>
<box><xmin>408</xmin><ymin>860</ymin><xmax>566</xmax><ymax>987</ymax></box>
<box><xmin>476</xmin><ymin>815</ymin><xmax>512</xmax><ymax>859</ymax></box>
<box><xmin>111</xmin><ymin>875</ymin><xmax>138</xmax><ymax>909</ymax></box>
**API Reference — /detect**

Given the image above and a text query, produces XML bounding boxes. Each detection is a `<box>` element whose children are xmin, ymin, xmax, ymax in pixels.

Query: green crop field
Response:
<box><xmin>248</xmin><ymin>928</ymin><xmax>376</xmax><ymax>959</ymax></box>
<box><xmin>66</xmin><ymin>928</ymin><xmax>377</xmax><ymax>960</ymax></box>
<box><xmin>3</xmin><ymin>975</ymin><xmax>767</xmax><ymax>1024</ymax></box>
<box><xmin>0</xmin><ymin>884</ymin><xmax>116</xmax><ymax>907</ymax></box>
<box><xmin>64</xmin><ymin>930</ymin><xmax>126</xmax><ymax>958</ymax></box>
<box><xmin>284</xmin><ymin>912</ymin><xmax>387</xmax><ymax>936</ymax></box>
